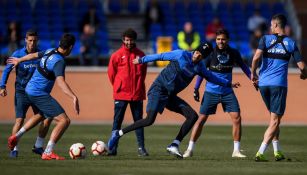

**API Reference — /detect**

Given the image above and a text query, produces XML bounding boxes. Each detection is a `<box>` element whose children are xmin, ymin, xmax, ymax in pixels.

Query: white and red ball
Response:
<box><xmin>91</xmin><ymin>141</ymin><xmax>107</xmax><ymax>156</ymax></box>
<box><xmin>69</xmin><ymin>143</ymin><xmax>87</xmax><ymax>159</ymax></box>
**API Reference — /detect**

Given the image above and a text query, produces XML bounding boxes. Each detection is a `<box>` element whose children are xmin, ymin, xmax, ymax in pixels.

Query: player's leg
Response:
<box><xmin>107</xmin><ymin>100</ymin><xmax>128</xmax><ymax>155</ymax></box>
<box><xmin>183</xmin><ymin>91</ymin><xmax>218</xmax><ymax>158</ymax></box>
<box><xmin>32</xmin><ymin>117</ymin><xmax>52</xmax><ymax>155</ymax></box>
<box><xmin>165</xmin><ymin>96</ymin><xmax>198</xmax><ymax>158</ymax></box>
<box><xmin>130</xmin><ymin>100</ymin><xmax>149</xmax><ymax>156</ymax></box>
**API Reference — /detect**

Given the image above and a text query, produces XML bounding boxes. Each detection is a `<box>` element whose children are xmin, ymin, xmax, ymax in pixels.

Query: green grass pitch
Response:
<box><xmin>0</xmin><ymin>124</ymin><xmax>306</xmax><ymax>175</ymax></box>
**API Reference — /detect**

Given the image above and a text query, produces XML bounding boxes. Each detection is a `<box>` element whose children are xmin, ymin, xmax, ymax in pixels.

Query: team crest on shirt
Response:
<box><xmin>217</xmin><ymin>53</ymin><xmax>229</xmax><ymax>64</ymax></box>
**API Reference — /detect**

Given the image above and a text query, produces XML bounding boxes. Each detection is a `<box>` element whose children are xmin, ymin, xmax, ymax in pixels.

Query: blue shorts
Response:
<box><xmin>199</xmin><ymin>91</ymin><xmax>240</xmax><ymax>115</ymax></box>
<box><xmin>27</xmin><ymin>94</ymin><xmax>65</xmax><ymax>118</ymax></box>
<box><xmin>259</xmin><ymin>86</ymin><xmax>287</xmax><ymax>116</ymax></box>
<box><xmin>15</xmin><ymin>91</ymin><xmax>39</xmax><ymax>118</ymax></box>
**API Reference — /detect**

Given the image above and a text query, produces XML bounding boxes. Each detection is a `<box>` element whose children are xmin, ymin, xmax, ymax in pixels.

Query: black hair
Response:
<box><xmin>216</xmin><ymin>28</ymin><xmax>230</xmax><ymax>39</ymax></box>
<box><xmin>59</xmin><ymin>33</ymin><xmax>76</xmax><ymax>49</ymax></box>
<box><xmin>272</xmin><ymin>14</ymin><xmax>287</xmax><ymax>28</ymax></box>
<box><xmin>26</xmin><ymin>29</ymin><xmax>38</xmax><ymax>37</ymax></box>
<box><xmin>122</xmin><ymin>28</ymin><xmax>137</xmax><ymax>40</ymax></box>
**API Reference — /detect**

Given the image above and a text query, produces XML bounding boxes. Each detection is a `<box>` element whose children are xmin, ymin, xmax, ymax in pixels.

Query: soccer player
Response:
<box><xmin>107</xmin><ymin>42</ymin><xmax>241</xmax><ymax>158</ymax></box>
<box><xmin>107</xmin><ymin>28</ymin><xmax>148</xmax><ymax>156</ymax></box>
<box><xmin>183</xmin><ymin>29</ymin><xmax>251</xmax><ymax>158</ymax></box>
<box><xmin>7</xmin><ymin>33</ymin><xmax>79</xmax><ymax>160</ymax></box>
<box><xmin>251</xmin><ymin>14</ymin><xmax>307</xmax><ymax>161</ymax></box>
<box><xmin>0</xmin><ymin>29</ymin><xmax>52</xmax><ymax>158</ymax></box>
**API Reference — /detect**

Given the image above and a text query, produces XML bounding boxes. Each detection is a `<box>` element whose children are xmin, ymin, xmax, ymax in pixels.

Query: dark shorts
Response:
<box><xmin>146</xmin><ymin>84</ymin><xmax>169</xmax><ymax>114</ymax></box>
<box><xmin>27</xmin><ymin>94</ymin><xmax>65</xmax><ymax>118</ymax></box>
<box><xmin>199</xmin><ymin>91</ymin><xmax>240</xmax><ymax>115</ymax></box>
<box><xmin>259</xmin><ymin>86</ymin><xmax>287</xmax><ymax>116</ymax></box>
<box><xmin>15</xmin><ymin>91</ymin><xmax>39</xmax><ymax>118</ymax></box>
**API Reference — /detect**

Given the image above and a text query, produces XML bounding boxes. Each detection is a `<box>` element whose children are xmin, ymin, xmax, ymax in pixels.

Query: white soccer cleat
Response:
<box><xmin>166</xmin><ymin>145</ymin><xmax>183</xmax><ymax>159</ymax></box>
<box><xmin>232</xmin><ymin>150</ymin><xmax>247</xmax><ymax>158</ymax></box>
<box><xmin>183</xmin><ymin>149</ymin><xmax>193</xmax><ymax>158</ymax></box>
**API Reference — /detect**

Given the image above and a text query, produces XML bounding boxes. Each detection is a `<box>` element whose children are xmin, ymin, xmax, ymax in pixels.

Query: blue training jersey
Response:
<box><xmin>26</xmin><ymin>48</ymin><xmax>66</xmax><ymax>96</ymax></box>
<box><xmin>139</xmin><ymin>50</ymin><xmax>231</xmax><ymax>95</ymax></box>
<box><xmin>0</xmin><ymin>47</ymin><xmax>40</xmax><ymax>92</ymax></box>
<box><xmin>258</xmin><ymin>34</ymin><xmax>302</xmax><ymax>87</ymax></box>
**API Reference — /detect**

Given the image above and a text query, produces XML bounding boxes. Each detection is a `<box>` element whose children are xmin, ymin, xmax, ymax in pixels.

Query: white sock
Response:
<box><xmin>234</xmin><ymin>141</ymin><xmax>240</xmax><ymax>151</ymax></box>
<box><xmin>187</xmin><ymin>141</ymin><xmax>195</xmax><ymax>151</ymax></box>
<box><xmin>13</xmin><ymin>145</ymin><xmax>18</xmax><ymax>151</ymax></box>
<box><xmin>258</xmin><ymin>142</ymin><xmax>268</xmax><ymax>154</ymax></box>
<box><xmin>34</xmin><ymin>136</ymin><xmax>45</xmax><ymax>148</ymax></box>
<box><xmin>44</xmin><ymin>140</ymin><xmax>55</xmax><ymax>154</ymax></box>
<box><xmin>119</xmin><ymin>130</ymin><xmax>124</xmax><ymax>136</ymax></box>
<box><xmin>272</xmin><ymin>140</ymin><xmax>281</xmax><ymax>152</ymax></box>
<box><xmin>16</xmin><ymin>127</ymin><xmax>26</xmax><ymax>139</ymax></box>
<box><xmin>172</xmin><ymin>140</ymin><xmax>180</xmax><ymax>146</ymax></box>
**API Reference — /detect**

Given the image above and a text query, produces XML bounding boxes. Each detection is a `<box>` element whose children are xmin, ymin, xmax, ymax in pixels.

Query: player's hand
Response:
<box><xmin>251</xmin><ymin>73</ymin><xmax>259</xmax><ymax>91</ymax></box>
<box><xmin>73</xmin><ymin>96</ymin><xmax>80</xmax><ymax>115</ymax></box>
<box><xmin>300</xmin><ymin>73</ymin><xmax>307</xmax><ymax>80</ymax></box>
<box><xmin>232</xmin><ymin>82</ymin><xmax>241</xmax><ymax>88</ymax></box>
<box><xmin>132</xmin><ymin>58</ymin><xmax>140</xmax><ymax>64</ymax></box>
<box><xmin>193</xmin><ymin>88</ymin><xmax>200</xmax><ymax>102</ymax></box>
<box><xmin>0</xmin><ymin>88</ymin><xmax>7</xmax><ymax>97</ymax></box>
<box><xmin>6</xmin><ymin>57</ymin><xmax>20</xmax><ymax>68</ymax></box>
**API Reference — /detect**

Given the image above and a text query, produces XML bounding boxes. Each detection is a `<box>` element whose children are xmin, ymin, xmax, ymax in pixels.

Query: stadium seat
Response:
<box><xmin>127</xmin><ymin>0</ymin><xmax>140</xmax><ymax>13</ymax></box>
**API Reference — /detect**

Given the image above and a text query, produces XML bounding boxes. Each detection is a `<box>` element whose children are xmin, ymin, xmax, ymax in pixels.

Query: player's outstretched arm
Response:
<box><xmin>6</xmin><ymin>52</ymin><xmax>39</xmax><ymax>68</ymax></box>
<box><xmin>56</xmin><ymin>76</ymin><xmax>80</xmax><ymax>115</ymax></box>
<box><xmin>251</xmin><ymin>49</ymin><xmax>263</xmax><ymax>90</ymax></box>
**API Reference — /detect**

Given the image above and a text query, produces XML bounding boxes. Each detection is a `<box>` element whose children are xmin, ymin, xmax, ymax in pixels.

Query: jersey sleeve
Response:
<box><xmin>257</xmin><ymin>36</ymin><xmax>266</xmax><ymax>50</ymax></box>
<box><xmin>292</xmin><ymin>44</ymin><xmax>302</xmax><ymax>63</ymax></box>
<box><xmin>234</xmin><ymin>50</ymin><xmax>251</xmax><ymax>79</ymax></box>
<box><xmin>37</xmin><ymin>50</ymin><xmax>46</xmax><ymax>58</ymax></box>
<box><xmin>0</xmin><ymin>51</ymin><xmax>19</xmax><ymax>88</ymax></box>
<box><xmin>53</xmin><ymin>60</ymin><xmax>66</xmax><ymax>77</ymax></box>
<box><xmin>139</xmin><ymin>50</ymin><xmax>181</xmax><ymax>63</ymax></box>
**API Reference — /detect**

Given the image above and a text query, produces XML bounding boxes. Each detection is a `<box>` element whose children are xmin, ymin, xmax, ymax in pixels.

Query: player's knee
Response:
<box><xmin>65</xmin><ymin>117</ymin><xmax>71</xmax><ymax>126</ymax></box>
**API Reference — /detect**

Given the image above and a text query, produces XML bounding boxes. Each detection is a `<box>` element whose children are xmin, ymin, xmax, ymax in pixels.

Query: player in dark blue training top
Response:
<box><xmin>107</xmin><ymin>43</ymin><xmax>241</xmax><ymax>158</ymax></box>
<box><xmin>183</xmin><ymin>29</ymin><xmax>251</xmax><ymax>158</ymax></box>
<box><xmin>0</xmin><ymin>29</ymin><xmax>51</xmax><ymax>158</ymax></box>
<box><xmin>251</xmin><ymin>14</ymin><xmax>307</xmax><ymax>161</ymax></box>
<box><xmin>7</xmin><ymin>33</ymin><xmax>80</xmax><ymax>160</ymax></box>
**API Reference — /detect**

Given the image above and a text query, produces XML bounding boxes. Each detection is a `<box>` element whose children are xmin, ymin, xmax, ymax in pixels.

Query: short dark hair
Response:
<box><xmin>272</xmin><ymin>14</ymin><xmax>287</xmax><ymax>28</ymax></box>
<box><xmin>59</xmin><ymin>33</ymin><xmax>76</xmax><ymax>49</ymax></box>
<box><xmin>216</xmin><ymin>29</ymin><xmax>230</xmax><ymax>39</ymax></box>
<box><xmin>122</xmin><ymin>28</ymin><xmax>137</xmax><ymax>40</ymax></box>
<box><xmin>26</xmin><ymin>29</ymin><xmax>38</xmax><ymax>37</ymax></box>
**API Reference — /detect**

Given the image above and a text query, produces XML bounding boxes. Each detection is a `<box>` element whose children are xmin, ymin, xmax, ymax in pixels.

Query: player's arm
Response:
<box><xmin>291</xmin><ymin>43</ymin><xmax>307</xmax><ymax>79</ymax></box>
<box><xmin>251</xmin><ymin>36</ymin><xmax>265</xmax><ymax>89</ymax></box>
<box><xmin>107</xmin><ymin>54</ymin><xmax>117</xmax><ymax>85</ymax></box>
<box><xmin>235</xmin><ymin>51</ymin><xmax>251</xmax><ymax>79</ymax></box>
<box><xmin>193</xmin><ymin>76</ymin><xmax>203</xmax><ymax>102</ymax></box>
<box><xmin>199</xmin><ymin>68</ymin><xmax>240</xmax><ymax>88</ymax></box>
<box><xmin>6</xmin><ymin>51</ymin><xmax>45</xmax><ymax>68</ymax></box>
<box><xmin>54</xmin><ymin>60</ymin><xmax>79</xmax><ymax>115</ymax></box>
<box><xmin>133</xmin><ymin>50</ymin><xmax>180</xmax><ymax>64</ymax></box>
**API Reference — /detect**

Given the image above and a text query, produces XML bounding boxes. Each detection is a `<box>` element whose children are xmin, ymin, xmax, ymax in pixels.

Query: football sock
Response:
<box><xmin>258</xmin><ymin>142</ymin><xmax>268</xmax><ymax>154</ymax></box>
<box><xmin>119</xmin><ymin>130</ymin><xmax>123</xmax><ymax>136</ymax></box>
<box><xmin>172</xmin><ymin>140</ymin><xmax>180</xmax><ymax>146</ymax></box>
<box><xmin>34</xmin><ymin>136</ymin><xmax>45</xmax><ymax>148</ymax></box>
<box><xmin>16</xmin><ymin>127</ymin><xmax>26</xmax><ymax>139</ymax></box>
<box><xmin>44</xmin><ymin>140</ymin><xmax>55</xmax><ymax>154</ymax></box>
<box><xmin>187</xmin><ymin>141</ymin><xmax>195</xmax><ymax>151</ymax></box>
<box><xmin>272</xmin><ymin>140</ymin><xmax>280</xmax><ymax>152</ymax></box>
<box><xmin>234</xmin><ymin>141</ymin><xmax>240</xmax><ymax>151</ymax></box>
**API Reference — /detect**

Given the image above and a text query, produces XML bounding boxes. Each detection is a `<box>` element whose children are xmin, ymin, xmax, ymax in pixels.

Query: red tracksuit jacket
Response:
<box><xmin>108</xmin><ymin>45</ymin><xmax>147</xmax><ymax>101</ymax></box>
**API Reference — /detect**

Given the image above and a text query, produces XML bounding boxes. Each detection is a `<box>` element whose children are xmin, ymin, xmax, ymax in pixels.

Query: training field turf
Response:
<box><xmin>0</xmin><ymin>124</ymin><xmax>306</xmax><ymax>175</ymax></box>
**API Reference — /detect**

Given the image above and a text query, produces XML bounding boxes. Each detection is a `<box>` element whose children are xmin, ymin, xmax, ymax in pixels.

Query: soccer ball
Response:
<box><xmin>69</xmin><ymin>143</ymin><xmax>87</xmax><ymax>159</ymax></box>
<box><xmin>91</xmin><ymin>141</ymin><xmax>107</xmax><ymax>156</ymax></box>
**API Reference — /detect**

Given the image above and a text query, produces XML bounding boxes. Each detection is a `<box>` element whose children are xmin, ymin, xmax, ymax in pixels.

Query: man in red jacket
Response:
<box><xmin>107</xmin><ymin>28</ymin><xmax>148</xmax><ymax>156</ymax></box>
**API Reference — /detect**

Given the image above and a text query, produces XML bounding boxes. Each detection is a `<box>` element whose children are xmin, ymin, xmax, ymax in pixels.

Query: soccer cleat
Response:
<box><xmin>232</xmin><ymin>150</ymin><xmax>247</xmax><ymax>158</ymax></box>
<box><xmin>138</xmin><ymin>147</ymin><xmax>149</xmax><ymax>157</ymax></box>
<box><xmin>8</xmin><ymin>135</ymin><xmax>18</xmax><ymax>151</ymax></box>
<box><xmin>255</xmin><ymin>152</ymin><xmax>268</xmax><ymax>162</ymax></box>
<box><xmin>274</xmin><ymin>151</ymin><xmax>285</xmax><ymax>161</ymax></box>
<box><xmin>183</xmin><ymin>149</ymin><xmax>193</xmax><ymax>158</ymax></box>
<box><xmin>9</xmin><ymin>150</ymin><xmax>18</xmax><ymax>158</ymax></box>
<box><xmin>107</xmin><ymin>146</ymin><xmax>117</xmax><ymax>156</ymax></box>
<box><xmin>32</xmin><ymin>146</ymin><xmax>44</xmax><ymax>155</ymax></box>
<box><xmin>107</xmin><ymin>130</ymin><xmax>120</xmax><ymax>152</ymax></box>
<box><xmin>166</xmin><ymin>144</ymin><xmax>183</xmax><ymax>159</ymax></box>
<box><xmin>41</xmin><ymin>152</ymin><xmax>65</xmax><ymax>160</ymax></box>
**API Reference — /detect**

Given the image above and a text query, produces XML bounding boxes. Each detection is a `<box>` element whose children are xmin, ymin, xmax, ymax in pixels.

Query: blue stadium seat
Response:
<box><xmin>127</xmin><ymin>0</ymin><xmax>140</xmax><ymax>13</ymax></box>
<box><xmin>109</xmin><ymin>0</ymin><xmax>121</xmax><ymax>13</ymax></box>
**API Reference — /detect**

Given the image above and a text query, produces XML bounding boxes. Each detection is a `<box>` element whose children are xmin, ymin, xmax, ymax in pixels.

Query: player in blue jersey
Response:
<box><xmin>0</xmin><ymin>29</ymin><xmax>52</xmax><ymax>158</ymax></box>
<box><xmin>183</xmin><ymin>29</ymin><xmax>251</xmax><ymax>158</ymax></box>
<box><xmin>251</xmin><ymin>14</ymin><xmax>307</xmax><ymax>161</ymax></box>
<box><xmin>107</xmin><ymin>43</ymin><xmax>241</xmax><ymax>158</ymax></box>
<box><xmin>7</xmin><ymin>33</ymin><xmax>79</xmax><ymax>160</ymax></box>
